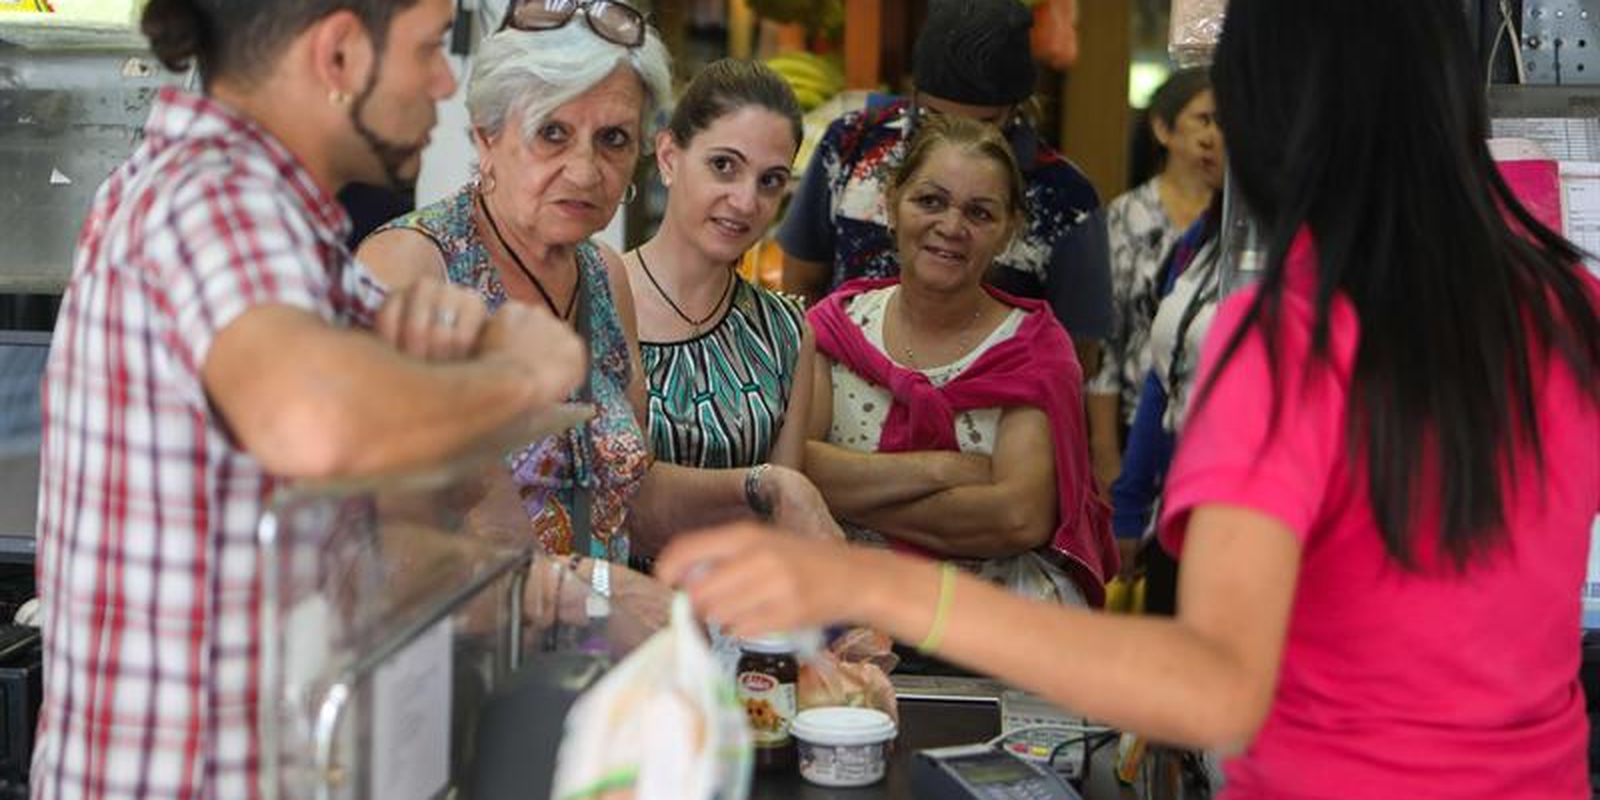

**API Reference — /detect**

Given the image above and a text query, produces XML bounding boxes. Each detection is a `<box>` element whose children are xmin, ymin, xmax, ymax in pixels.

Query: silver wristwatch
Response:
<box><xmin>585</xmin><ymin>558</ymin><xmax>611</xmax><ymax>618</ymax></box>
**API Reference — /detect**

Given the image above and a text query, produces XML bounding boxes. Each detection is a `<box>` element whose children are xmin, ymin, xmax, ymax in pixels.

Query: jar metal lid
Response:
<box><xmin>739</xmin><ymin>635</ymin><xmax>797</xmax><ymax>655</ymax></box>
<box><xmin>791</xmin><ymin>707</ymin><xmax>897</xmax><ymax>746</ymax></box>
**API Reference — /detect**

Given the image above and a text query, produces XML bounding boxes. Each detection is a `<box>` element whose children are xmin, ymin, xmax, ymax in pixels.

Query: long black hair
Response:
<box><xmin>1204</xmin><ymin>0</ymin><xmax>1600</xmax><ymax>569</ymax></box>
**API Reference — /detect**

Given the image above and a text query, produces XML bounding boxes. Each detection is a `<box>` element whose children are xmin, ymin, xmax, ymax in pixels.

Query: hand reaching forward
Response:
<box><xmin>656</xmin><ymin>523</ymin><xmax>882</xmax><ymax>639</ymax></box>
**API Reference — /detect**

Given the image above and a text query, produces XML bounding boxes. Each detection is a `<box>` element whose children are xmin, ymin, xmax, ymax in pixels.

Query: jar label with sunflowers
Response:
<box><xmin>738</xmin><ymin>671</ymin><xmax>796</xmax><ymax>746</ymax></box>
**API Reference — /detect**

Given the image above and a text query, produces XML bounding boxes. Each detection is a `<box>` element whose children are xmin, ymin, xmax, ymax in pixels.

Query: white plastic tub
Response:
<box><xmin>790</xmin><ymin>707</ymin><xmax>897</xmax><ymax>787</ymax></box>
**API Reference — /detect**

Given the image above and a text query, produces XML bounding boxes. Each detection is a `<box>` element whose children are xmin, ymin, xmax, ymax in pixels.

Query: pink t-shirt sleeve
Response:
<box><xmin>1158</xmin><ymin>287</ymin><xmax>1352</xmax><ymax>555</ymax></box>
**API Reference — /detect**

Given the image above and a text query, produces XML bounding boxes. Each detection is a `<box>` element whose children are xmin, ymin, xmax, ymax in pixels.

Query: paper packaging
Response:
<box><xmin>552</xmin><ymin>594</ymin><xmax>753</xmax><ymax>800</ymax></box>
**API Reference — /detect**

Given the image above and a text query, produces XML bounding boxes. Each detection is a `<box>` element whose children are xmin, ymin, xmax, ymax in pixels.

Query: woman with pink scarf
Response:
<box><xmin>801</xmin><ymin>114</ymin><xmax>1115</xmax><ymax>606</ymax></box>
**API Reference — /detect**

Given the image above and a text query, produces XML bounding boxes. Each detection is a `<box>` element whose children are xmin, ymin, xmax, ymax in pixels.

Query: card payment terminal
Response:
<box><xmin>912</xmin><ymin>743</ymin><xmax>1084</xmax><ymax>800</ymax></box>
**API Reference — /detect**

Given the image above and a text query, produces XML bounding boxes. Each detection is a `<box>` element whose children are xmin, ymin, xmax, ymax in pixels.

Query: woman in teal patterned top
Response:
<box><xmin>358</xmin><ymin>23</ymin><xmax>833</xmax><ymax>564</ymax></box>
<box><xmin>629</xmin><ymin>60</ymin><xmax>816</xmax><ymax>471</ymax></box>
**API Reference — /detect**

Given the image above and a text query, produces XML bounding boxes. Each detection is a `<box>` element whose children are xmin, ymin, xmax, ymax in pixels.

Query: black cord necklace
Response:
<box><xmin>634</xmin><ymin>245</ymin><xmax>736</xmax><ymax>333</ymax></box>
<box><xmin>477</xmin><ymin>190</ymin><xmax>578</xmax><ymax>320</ymax></box>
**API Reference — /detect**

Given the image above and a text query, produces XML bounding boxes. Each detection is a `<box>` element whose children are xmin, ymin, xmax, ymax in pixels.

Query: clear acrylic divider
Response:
<box><xmin>255</xmin><ymin>404</ymin><xmax>665</xmax><ymax>800</ymax></box>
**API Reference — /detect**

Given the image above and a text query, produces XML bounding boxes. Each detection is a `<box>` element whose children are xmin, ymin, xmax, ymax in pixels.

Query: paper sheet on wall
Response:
<box><xmin>371</xmin><ymin>619</ymin><xmax>453</xmax><ymax>800</ymax></box>
<box><xmin>1492</xmin><ymin>118</ymin><xmax>1600</xmax><ymax>161</ymax></box>
<box><xmin>1559</xmin><ymin>162</ymin><xmax>1600</xmax><ymax>279</ymax></box>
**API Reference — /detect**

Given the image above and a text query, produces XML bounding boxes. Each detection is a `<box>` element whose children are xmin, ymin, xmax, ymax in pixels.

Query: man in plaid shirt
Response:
<box><xmin>32</xmin><ymin>0</ymin><xmax>586</xmax><ymax>797</ymax></box>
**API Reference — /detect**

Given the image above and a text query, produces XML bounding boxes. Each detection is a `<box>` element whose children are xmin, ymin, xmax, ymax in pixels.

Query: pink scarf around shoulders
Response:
<box><xmin>808</xmin><ymin>278</ymin><xmax>1117</xmax><ymax>605</ymax></box>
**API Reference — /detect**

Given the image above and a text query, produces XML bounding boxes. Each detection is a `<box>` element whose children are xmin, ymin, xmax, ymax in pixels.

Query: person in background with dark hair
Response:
<box><xmin>33</xmin><ymin>1</ymin><xmax>587</xmax><ymax>797</ymax></box>
<box><xmin>657</xmin><ymin>1</ymin><xmax>1600</xmax><ymax>797</ymax></box>
<box><xmin>774</xmin><ymin>0</ymin><xmax>1116</xmax><ymax>480</ymax></box>
<box><xmin>628</xmin><ymin>60</ymin><xmax>816</xmax><ymax>475</ymax></box>
<box><xmin>1088</xmin><ymin>67</ymin><xmax>1221</xmax><ymax>491</ymax></box>
<box><xmin>340</xmin><ymin>181</ymin><xmax>416</xmax><ymax>249</ymax></box>
<box><xmin>1108</xmin><ymin>195</ymin><xmax>1222</xmax><ymax>613</ymax></box>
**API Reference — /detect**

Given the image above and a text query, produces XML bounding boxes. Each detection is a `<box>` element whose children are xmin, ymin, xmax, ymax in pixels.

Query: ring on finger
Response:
<box><xmin>433</xmin><ymin>308</ymin><xmax>460</xmax><ymax>328</ymax></box>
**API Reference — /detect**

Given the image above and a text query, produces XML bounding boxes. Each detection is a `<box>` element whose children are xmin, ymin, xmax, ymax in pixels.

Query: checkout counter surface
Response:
<box><xmin>751</xmin><ymin>676</ymin><xmax>1141</xmax><ymax>800</ymax></box>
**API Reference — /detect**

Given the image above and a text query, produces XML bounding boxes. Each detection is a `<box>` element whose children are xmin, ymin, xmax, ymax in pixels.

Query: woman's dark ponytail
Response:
<box><xmin>141</xmin><ymin>0</ymin><xmax>209</xmax><ymax>74</ymax></box>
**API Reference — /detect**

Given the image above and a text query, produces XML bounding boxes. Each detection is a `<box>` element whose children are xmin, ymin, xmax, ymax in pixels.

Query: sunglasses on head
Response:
<box><xmin>500</xmin><ymin>0</ymin><xmax>649</xmax><ymax>49</ymax></box>
<box><xmin>910</xmin><ymin>92</ymin><xmax>1021</xmax><ymax>133</ymax></box>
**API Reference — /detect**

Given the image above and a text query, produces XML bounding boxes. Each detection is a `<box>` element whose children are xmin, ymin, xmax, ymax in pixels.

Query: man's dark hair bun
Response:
<box><xmin>141</xmin><ymin>0</ymin><xmax>208</xmax><ymax>73</ymax></box>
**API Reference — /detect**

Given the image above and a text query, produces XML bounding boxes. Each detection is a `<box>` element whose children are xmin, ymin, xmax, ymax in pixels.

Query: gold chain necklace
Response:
<box><xmin>894</xmin><ymin>293</ymin><xmax>986</xmax><ymax>369</ymax></box>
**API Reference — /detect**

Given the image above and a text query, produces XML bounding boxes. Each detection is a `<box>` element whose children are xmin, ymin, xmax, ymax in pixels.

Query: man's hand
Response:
<box><xmin>658</xmin><ymin>524</ymin><xmax>879</xmax><ymax>639</ymax></box>
<box><xmin>477</xmin><ymin>301</ymin><xmax>588</xmax><ymax>405</ymax></box>
<box><xmin>375</xmin><ymin>279</ymin><xmax>490</xmax><ymax>360</ymax></box>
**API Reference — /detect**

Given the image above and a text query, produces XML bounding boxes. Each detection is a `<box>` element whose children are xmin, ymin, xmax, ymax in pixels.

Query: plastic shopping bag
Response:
<box><xmin>796</xmin><ymin>628</ymin><xmax>900</xmax><ymax>723</ymax></box>
<box><xmin>978</xmin><ymin>551</ymin><xmax>1087</xmax><ymax>606</ymax></box>
<box><xmin>1169</xmin><ymin>0</ymin><xmax>1227</xmax><ymax>67</ymax></box>
<box><xmin>552</xmin><ymin>593</ymin><xmax>752</xmax><ymax>800</ymax></box>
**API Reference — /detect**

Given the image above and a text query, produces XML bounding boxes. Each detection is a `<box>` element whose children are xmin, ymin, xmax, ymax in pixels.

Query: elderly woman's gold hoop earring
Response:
<box><xmin>622</xmin><ymin>183</ymin><xmax>638</xmax><ymax>204</ymax></box>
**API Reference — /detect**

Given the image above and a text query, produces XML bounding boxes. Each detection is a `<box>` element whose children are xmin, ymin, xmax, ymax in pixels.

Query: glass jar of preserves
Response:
<box><xmin>737</xmin><ymin>636</ymin><xmax>798</xmax><ymax>770</ymax></box>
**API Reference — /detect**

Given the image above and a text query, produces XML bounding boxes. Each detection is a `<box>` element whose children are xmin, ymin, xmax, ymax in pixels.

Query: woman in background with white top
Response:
<box><xmin>802</xmin><ymin>114</ymin><xmax>1114</xmax><ymax>607</ymax></box>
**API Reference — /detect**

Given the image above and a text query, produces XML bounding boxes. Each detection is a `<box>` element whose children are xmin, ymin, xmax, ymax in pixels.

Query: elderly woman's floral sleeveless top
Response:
<box><xmin>374</xmin><ymin>185</ymin><xmax>650</xmax><ymax>563</ymax></box>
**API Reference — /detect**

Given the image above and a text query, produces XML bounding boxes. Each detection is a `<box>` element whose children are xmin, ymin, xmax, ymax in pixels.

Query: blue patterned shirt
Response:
<box><xmin>776</xmin><ymin>98</ymin><xmax>1113</xmax><ymax>342</ymax></box>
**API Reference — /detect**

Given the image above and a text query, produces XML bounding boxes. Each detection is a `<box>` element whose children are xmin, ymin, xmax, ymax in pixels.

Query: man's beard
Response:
<box><xmin>347</xmin><ymin>67</ymin><xmax>429</xmax><ymax>193</ymax></box>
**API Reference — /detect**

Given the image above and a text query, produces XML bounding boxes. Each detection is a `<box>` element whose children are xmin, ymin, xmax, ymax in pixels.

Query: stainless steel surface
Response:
<box><xmin>0</xmin><ymin>16</ymin><xmax>147</xmax><ymax>50</ymax></box>
<box><xmin>0</xmin><ymin>333</ymin><xmax>47</xmax><ymax>545</ymax></box>
<box><xmin>751</xmin><ymin>699</ymin><xmax>1002</xmax><ymax>800</ymax></box>
<box><xmin>889</xmin><ymin>674</ymin><xmax>1008</xmax><ymax>704</ymax></box>
<box><xmin>0</xmin><ymin>46</ymin><xmax>187</xmax><ymax>292</ymax></box>
<box><xmin>313</xmin><ymin>683</ymin><xmax>353</xmax><ymax>800</ymax></box>
<box><xmin>751</xmin><ymin>699</ymin><xmax>1143</xmax><ymax>800</ymax></box>
<box><xmin>1489</xmin><ymin>82</ymin><xmax>1600</xmax><ymax>117</ymax></box>
<box><xmin>1522</xmin><ymin>1</ymin><xmax>1600</xmax><ymax>85</ymax></box>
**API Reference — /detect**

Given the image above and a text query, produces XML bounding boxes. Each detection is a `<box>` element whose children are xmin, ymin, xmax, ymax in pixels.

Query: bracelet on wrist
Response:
<box><xmin>585</xmin><ymin>558</ymin><xmax>611</xmax><ymax>617</ymax></box>
<box><xmin>744</xmin><ymin>463</ymin><xmax>774</xmax><ymax>518</ymax></box>
<box><xmin>917</xmin><ymin>562</ymin><xmax>959</xmax><ymax>656</ymax></box>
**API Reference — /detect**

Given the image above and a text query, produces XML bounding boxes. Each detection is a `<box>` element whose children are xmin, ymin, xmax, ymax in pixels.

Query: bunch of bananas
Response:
<box><xmin>765</xmin><ymin>50</ymin><xmax>845</xmax><ymax>111</ymax></box>
<box><xmin>749</xmin><ymin>0</ymin><xmax>844</xmax><ymax>35</ymax></box>
<box><xmin>748</xmin><ymin>0</ymin><xmax>833</xmax><ymax>25</ymax></box>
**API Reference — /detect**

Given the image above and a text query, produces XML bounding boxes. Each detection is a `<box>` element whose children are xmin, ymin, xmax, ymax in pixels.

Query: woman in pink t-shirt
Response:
<box><xmin>657</xmin><ymin>1</ymin><xmax>1600</xmax><ymax>797</ymax></box>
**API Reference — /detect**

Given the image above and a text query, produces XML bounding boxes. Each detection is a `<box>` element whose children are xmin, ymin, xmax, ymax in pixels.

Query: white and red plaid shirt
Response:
<box><xmin>34</xmin><ymin>88</ymin><xmax>384</xmax><ymax>800</ymax></box>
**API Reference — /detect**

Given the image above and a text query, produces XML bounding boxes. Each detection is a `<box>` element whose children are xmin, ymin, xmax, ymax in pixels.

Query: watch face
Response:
<box><xmin>950</xmin><ymin>754</ymin><xmax>1034</xmax><ymax>785</ymax></box>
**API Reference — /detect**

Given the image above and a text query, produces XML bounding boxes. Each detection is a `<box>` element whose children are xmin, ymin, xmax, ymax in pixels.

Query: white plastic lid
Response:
<box><xmin>739</xmin><ymin>635</ymin><xmax>796</xmax><ymax>655</ymax></box>
<box><xmin>791</xmin><ymin>707</ymin><xmax>897</xmax><ymax>747</ymax></box>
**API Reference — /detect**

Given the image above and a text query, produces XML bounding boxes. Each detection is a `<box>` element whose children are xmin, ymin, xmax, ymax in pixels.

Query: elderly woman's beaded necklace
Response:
<box><xmin>476</xmin><ymin>189</ymin><xmax>579</xmax><ymax>320</ymax></box>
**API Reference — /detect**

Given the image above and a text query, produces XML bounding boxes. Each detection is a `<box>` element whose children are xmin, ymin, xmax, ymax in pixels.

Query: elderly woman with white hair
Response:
<box><xmin>359</xmin><ymin>0</ymin><xmax>831</xmax><ymax>568</ymax></box>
